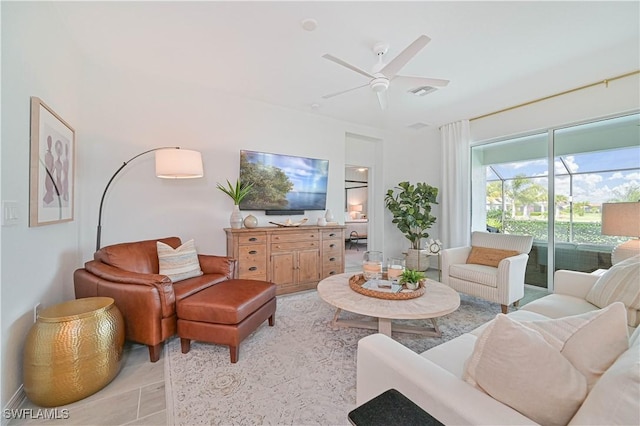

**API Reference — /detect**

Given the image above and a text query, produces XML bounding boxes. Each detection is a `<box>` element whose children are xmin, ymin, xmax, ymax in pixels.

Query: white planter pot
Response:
<box><xmin>405</xmin><ymin>249</ymin><xmax>431</xmax><ymax>271</ymax></box>
<box><xmin>230</xmin><ymin>205</ymin><xmax>243</xmax><ymax>229</ymax></box>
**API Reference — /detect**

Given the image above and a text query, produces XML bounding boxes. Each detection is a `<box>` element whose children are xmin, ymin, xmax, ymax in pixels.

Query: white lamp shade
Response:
<box><xmin>601</xmin><ymin>202</ymin><xmax>640</xmax><ymax>237</ymax></box>
<box><xmin>155</xmin><ymin>149</ymin><xmax>203</xmax><ymax>179</ymax></box>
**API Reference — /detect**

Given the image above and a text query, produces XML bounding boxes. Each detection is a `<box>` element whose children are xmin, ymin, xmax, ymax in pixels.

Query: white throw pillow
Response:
<box><xmin>568</xmin><ymin>327</ymin><xmax>640</xmax><ymax>425</ymax></box>
<box><xmin>464</xmin><ymin>314</ymin><xmax>588</xmax><ymax>426</ymax></box>
<box><xmin>586</xmin><ymin>255</ymin><xmax>640</xmax><ymax>327</ymax></box>
<box><xmin>157</xmin><ymin>239</ymin><xmax>203</xmax><ymax>282</ymax></box>
<box><xmin>520</xmin><ymin>302</ymin><xmax>629</xmax><ymax>389</ymax></box>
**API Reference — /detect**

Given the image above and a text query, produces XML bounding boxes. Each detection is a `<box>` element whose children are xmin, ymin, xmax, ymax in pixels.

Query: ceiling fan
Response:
<box><xmin>322</xmin><ymin>35</ymin><xmax>449</xmax><ymax>110</ymax></box>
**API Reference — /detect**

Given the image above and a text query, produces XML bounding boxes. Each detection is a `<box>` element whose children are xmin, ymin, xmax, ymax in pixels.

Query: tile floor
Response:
<box><xmin>10</xmin><ymin>343</ymin><xmax>166</xmax><ymax>426</ymax></box>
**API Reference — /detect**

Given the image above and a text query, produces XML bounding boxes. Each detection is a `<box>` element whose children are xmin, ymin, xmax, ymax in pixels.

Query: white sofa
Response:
<box><xmin>356</xmin><ymin>270</ymin><xmax>640</xmax><ymax>425</ymax></box>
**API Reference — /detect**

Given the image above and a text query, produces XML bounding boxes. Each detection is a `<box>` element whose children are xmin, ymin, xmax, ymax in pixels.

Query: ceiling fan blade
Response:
<box><xmin>322</xmin><ymin>54</ymin><xmax>375</xmax><ymax>79</ymax></box>
<box><xmin>393</xmin><ymin>75</ymin><xmax>450</xmax><ymax>87</ymax></box>
<box><xmin>376</xmin><ymin>91</ymin><xmax>388</xmax><ymax>110</ymax></box>
<box><xmin>380</xmin><ymin>35</ymin><xmax>431</xmax><ymax>78</ymax></box>
<box><xmin>322</xmin><ymin>83</ymin><xmax>369</xmax><ymax>99</ymax></box>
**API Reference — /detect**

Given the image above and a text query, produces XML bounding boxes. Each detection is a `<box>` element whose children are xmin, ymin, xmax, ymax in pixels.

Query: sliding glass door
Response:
<box><xmin>471</xmin><ymin>112</ymin><xmax>639</xmax><ymax>289</ymax></box>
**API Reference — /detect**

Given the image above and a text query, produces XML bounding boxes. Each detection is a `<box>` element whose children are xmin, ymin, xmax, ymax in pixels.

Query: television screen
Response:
<box><xmin>239</xmin><ymin>150</ymin><xmax>329</xmax><ymax>212</ymax></box>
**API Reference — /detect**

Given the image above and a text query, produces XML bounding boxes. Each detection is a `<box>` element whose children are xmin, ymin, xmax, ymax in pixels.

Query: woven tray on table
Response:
<box><xmin>348</xmin><ymin>274</ymin><xmax>426</xmax><ymax>300</ymax></box>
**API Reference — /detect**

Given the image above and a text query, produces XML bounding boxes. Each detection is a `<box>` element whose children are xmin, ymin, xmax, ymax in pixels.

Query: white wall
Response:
<box><xmin>381</xmin><ymin>127</ymin><xmax>442</xmax><ymax>260</ymax></box>
<box><xmin>470</xmin><ymin>76</ymin><xmax>640</xmax><ymax>142</ymax></box>
<box><xmin>77</xmin><ymin>62</ymin><xmax>385</xmax><ymax>260</ymax></box>
<box><xmin>1</xmin><ymin>2</ymin><xmax>83</xmax><ymax>407</ymax></box>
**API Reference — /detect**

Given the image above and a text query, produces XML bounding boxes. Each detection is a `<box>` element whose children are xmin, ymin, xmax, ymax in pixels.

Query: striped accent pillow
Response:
<box><xmin>586</xmin><ymin>255</ymin><xmax>640</xmax><ymax>327</ymax></box>
<box><xmin>157</xmin><ymin>239</ymin><xmax>203</xmax><ymax>282</ymax></box>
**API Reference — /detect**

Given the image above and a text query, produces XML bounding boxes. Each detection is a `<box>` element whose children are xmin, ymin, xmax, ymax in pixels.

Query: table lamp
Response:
<box><xmin>349</xmin><ymin>204</ymin><xmax>363</xmax><ymax>219</ymax></box>
<box><xmin>601</xmin><ymin>202</ymin><xmax>640</xmax><ymax>265</ymax></box>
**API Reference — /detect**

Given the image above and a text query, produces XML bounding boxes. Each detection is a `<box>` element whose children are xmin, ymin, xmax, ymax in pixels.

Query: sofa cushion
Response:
<box><xmin>520</xmin><ymin>293</ymin><xmax>599</xmax><ymax>319</ymax></box>
<box><xmin>469</xmin><ymin>309</ymin><xmax>550</xmax><ymax>336</ymax></box>
<box><xmin>422</xmin><ymin>333</ymin><xmax>477</xmax><ymax>378</ymax></box>
<box><xmin>466</xmin><ymin>246</ymin><xmax>519</xmax><ymax>268</ymax></box>
<box><xmin>586</xmin><ymin>255</ymin><xmax>640</xmax><ymax>327</ymax></box>
<box><xmin>569</xmin><ymin>326</ymin><xmax>640</xmax><ymax>425</ymax></box>
<box><xmin>157</xmin><ymin>239</ymin><xmax>203</xmax><ymax>282</ymax></box>
<box><xmin>464</xmin><ymin>314</ymin><xmax>588</xmax><ymax>426</ymax></box>
<box><xmin>449</xmin><ymin>263</ymin><xmax>497</xmax><ymax>287</ymax></box>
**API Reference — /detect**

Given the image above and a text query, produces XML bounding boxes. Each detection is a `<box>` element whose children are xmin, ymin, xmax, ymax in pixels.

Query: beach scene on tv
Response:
<box><xmin>239</xmin><ymin>150</ymin><xmax>329</xmax><ymax>211</ymax></box>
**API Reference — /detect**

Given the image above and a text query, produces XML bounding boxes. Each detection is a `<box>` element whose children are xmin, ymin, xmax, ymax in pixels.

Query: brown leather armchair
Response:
<box><xmin>74</xmin><ymin>237</ymin><xmax>237</xmax><ymax>362</ymax></box>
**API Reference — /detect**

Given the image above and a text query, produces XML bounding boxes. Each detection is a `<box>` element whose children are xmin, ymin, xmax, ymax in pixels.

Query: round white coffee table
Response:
<box><xmin>317</xmin><ymin>272</ymin><xmax>460</xmax><ymax>337</ymax></box>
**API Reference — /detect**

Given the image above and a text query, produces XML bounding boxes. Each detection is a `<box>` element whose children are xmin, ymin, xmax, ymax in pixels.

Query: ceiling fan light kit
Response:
<box><xmin>370</xmin><ymin>76</ymin><xmax>389</xmax><ymax>92</ymax></box>
<box><xmin>322</xmin><ymin>34</ymin><xmax>449</xmax><ymax>110</ymax></box>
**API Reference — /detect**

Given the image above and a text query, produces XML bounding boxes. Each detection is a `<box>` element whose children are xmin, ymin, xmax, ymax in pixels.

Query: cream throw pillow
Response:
<box><xmin>463</xmin><ymin>303</ymin><xmax>629</xmax><ymax>425</ymax></box>
<box><xmin>157</xmin><ymin>239</ymin><xmax>203</xmax><ymax>282</ymax></box>
<box><xmin>586</xmin><ymin>255</ymin><xmax>640</xmax><ymax>327</ymax></box>
<box><xmin>464</xmin><ymin>314</ymin><xmax>588</xmax><ymax>426</ymax></box>
<box><xmin>569</xmin><ymin>327</ymin><xmax>640</xmax><ymax>425</ymax></box>
<box><xmin>520</xmin><ymin>301</ymin><xmax>629</xmax><ymax>389</ymax></box>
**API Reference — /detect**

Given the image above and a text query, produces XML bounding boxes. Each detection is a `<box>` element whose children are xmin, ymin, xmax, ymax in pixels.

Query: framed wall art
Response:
<box><xmin>29</xmin><ymin>97</ymin><xmax>75</xmax><ymax>226</ymax></box>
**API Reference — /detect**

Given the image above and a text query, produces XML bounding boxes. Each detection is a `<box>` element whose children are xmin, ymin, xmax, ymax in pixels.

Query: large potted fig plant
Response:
<box><xmin>384</xmin><ymin>181</ymin><xmax>438</xmax><ymax>271</ymax></box>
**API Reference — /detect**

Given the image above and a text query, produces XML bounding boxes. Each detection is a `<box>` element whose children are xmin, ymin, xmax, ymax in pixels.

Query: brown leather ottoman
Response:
<box><xmin>176</xmin><ymin>279</ymin><xmax>276</xmax><ymax>363</ymax></box>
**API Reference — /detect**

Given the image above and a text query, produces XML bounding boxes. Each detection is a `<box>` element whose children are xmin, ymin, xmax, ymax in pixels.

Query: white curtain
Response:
<box><xmin>440</xmin><ymin>120</ymin><xmax>471</xmax><ymax>249</ymax></box>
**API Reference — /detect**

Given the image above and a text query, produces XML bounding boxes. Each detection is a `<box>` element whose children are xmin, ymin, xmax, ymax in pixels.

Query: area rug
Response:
<box><xmin>165</xmin><ymin>288</ymin><xmax>546</xmax><ymax>425</ymax></box>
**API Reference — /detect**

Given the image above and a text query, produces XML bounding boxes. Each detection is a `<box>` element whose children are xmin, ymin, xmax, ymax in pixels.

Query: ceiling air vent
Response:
<box><xmin>409</xmin><ymin>86</ymin><xmax>437</xmax><ymax>96</ymax></box>
<box><xmin>408</xmin><ymin>122</ymin><xmax>430</xmax><ymax>130</ymax></box>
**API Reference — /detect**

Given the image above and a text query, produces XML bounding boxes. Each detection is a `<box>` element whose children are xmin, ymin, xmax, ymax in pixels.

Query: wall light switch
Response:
<box><xmin>2</xmin><ymin>201</ymin><xmax>20</xmax><ymax>226</ymax></box>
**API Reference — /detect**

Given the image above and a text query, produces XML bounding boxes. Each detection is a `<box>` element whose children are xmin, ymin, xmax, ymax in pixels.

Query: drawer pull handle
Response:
<box><xmin>329</xmin><ymin>243</ymin><xmax>335</xmax><ymax>248</ymax></box>
<box><xmin>249</xmin><ymin>266</ymin><xmax>257</xmax><ymax>271</ymax></box>
<box><xmin>249</xmin><ymin>250</ymin><xmax>257</xmax><ymax>255</ymax></box>
<box><xmin>249</xmin><ymin>237</ymin><xmax>257</xmax><ymax>242</ymax></box>
<box><xmin>329</xmin><ymin>271</ymin><xmax>336</xmax><ymax>275</ymax></box>
<box><xmin>329</xmin><ymin>233</ymin><xmax>336</xmax><ymax>237</ymax></box>
<box><xmin>329</xmin><ymin>257</ymin><xmax>336</xmax><ymax>261</ymax></box>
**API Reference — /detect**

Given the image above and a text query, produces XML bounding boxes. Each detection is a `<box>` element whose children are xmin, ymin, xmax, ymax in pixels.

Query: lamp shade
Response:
<box><xmin>349</xmin><ymin>204</ymin><xmax>363</xmax><ymax>212</ymax></box>
<box><xmin>601</xmin><ymin>202</ymin><xmax>640</xmax><ymax>237</ymax></box>
<box><xmin>155</xmin><ymin>149</ymin><xmax>203</xmax><ymax>179</ymax></box>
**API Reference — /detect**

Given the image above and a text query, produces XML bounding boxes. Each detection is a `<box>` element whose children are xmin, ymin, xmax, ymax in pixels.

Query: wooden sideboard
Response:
<box><xmin>225</xmin><ymin>225</ymin><xmax>345</xmax><ymax>295</ymax></box>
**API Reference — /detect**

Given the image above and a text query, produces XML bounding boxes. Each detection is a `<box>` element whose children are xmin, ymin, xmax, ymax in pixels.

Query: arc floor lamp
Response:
<box><xmin>96</xmin><ymin>147</ymin><xmax>203</xmax><ymax>251</ymax></box>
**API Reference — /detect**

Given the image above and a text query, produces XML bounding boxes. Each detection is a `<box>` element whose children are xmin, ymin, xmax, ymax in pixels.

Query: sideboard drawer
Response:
<box><xmin>271</xmin><ymin>241</ymin><xmax>319</xmax><ymax>252</ymax></box>
<box><xmin>238</xmin><ymin>233</ymin><xmax>267</xmax><ymax>245</ymax></box>
<box><xmin>323</xmin><ymin>239</ymin><xmax>342</xmax><ymax>252</ymax></box>
<box><xmin>322</xmin><ymin>229</ymin><xmax>343</xmax><ymax>240</ymax></box>
<box><xmin>271</xmin><ymin>231</ymin><xmax>319</xmax><ymax>243</ymax></box>
<box><xmin>238</xmin><ymin>244</ymin><xmax>267</xmax><ymax>263</ymax></box>
<box><xmin>238</xmin><ymin>261</ymin><xmax>268</xmax><ymax>280</ymax></box>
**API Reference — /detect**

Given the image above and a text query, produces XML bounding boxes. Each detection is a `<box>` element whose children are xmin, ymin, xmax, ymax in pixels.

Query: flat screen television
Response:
<box><xmin>239</xmin><ymin>150</ymin><xmax>329</xmax><ymax>214</ymax></box>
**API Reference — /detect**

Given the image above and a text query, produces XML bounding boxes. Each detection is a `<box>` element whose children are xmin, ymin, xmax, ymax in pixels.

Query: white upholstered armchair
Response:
<box><xmin>441</xmin><ymin>231</ymin><xmax>534</xmax><ymax>313</ymax></box>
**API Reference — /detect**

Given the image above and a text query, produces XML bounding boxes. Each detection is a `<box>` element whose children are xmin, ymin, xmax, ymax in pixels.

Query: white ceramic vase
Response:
<box><xmin>230</xmin><ymin>205</ymin><xmax>243</xmax><ymax>229</ymax></box>
<box><xmin>405</xmin><ymin>248</ymin><xmax>431</xmax><ymax>271</ymax></box>
<box><xmin>243</xmin><ymin>214</ymin><xmax>258</xmax><ymax>228</ymax></box>
<box><xmin>324</xmin><ymin>209</ymin><xmax>334</xmax><ymax>222</ymax></box>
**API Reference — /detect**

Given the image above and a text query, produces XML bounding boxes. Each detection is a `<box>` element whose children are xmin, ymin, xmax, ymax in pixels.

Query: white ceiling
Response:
<box><xmin>53</xmin><ymin>1</ymin><xmax>639</xmax><ymax>131</ymax></box>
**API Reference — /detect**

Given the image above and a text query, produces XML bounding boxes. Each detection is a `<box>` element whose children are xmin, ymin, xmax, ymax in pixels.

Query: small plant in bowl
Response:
<box><xmin>399</xmin><ymin>269</ymin><xmax>426</xmax><ymax>290</ymax></box>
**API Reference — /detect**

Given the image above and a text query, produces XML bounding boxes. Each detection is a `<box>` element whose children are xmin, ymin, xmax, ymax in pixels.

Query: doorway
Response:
<box><xmin>345</xmin><ymin>165</ymin><xmax>369</xmax><ymax>272</ymax></box>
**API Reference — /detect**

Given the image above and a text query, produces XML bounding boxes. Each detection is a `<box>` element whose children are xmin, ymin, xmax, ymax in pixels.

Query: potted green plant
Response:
<box><xmin>399</xmin><ymin>269</ymin><xmax>426</xmax><ymax>290</ymax></box>
<box><xmin>384</xmin><ymin>181</ymin><xmax>438</xmax><ymax>271</ymax></box>
<box><xmin>217</xmin><ymin>179</ymin><xmax>253</xmax><ymax>229</ymax></box>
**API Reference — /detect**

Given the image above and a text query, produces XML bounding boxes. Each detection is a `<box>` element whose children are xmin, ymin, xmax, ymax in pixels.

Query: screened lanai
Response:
<box><xmin>471</xmin><ymin>112</ymin><xmax>640</xmax><ymax>288</ymax></box>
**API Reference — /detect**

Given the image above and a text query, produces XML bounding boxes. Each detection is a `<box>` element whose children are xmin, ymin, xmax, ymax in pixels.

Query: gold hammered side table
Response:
<box><xmin>23</xmin><ymin>297</ymin><xmax>125</xmax><ymax>407</ymax></box>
